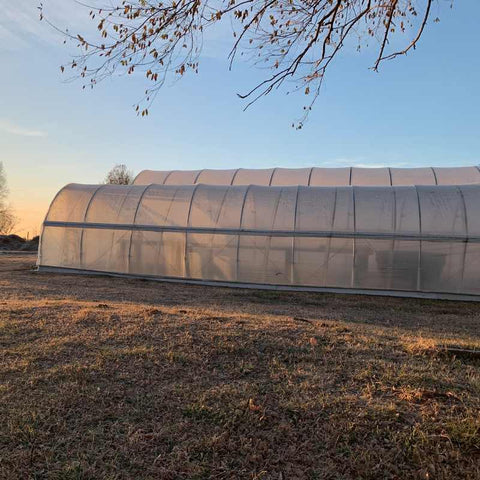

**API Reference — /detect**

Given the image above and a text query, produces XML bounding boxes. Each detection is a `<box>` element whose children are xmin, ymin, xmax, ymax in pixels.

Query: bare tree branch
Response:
<box><xmin>40</xmin><ymin>0</ymin><xmax>438</xmax><ymax>126</ymax></box>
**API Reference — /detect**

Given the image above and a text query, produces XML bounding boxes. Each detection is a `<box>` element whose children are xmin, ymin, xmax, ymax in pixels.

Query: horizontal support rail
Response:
<box><xmin>43</xmin><ymin>220</ymin><xmax>480</xmax><ymax>243</ymax></box>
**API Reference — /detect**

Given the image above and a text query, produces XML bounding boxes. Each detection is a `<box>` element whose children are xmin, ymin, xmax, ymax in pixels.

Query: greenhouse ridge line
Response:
<box><xmin>42</xmin><ymin>221</ymin><xmax>480</xmax><ymax>243</ymax></box>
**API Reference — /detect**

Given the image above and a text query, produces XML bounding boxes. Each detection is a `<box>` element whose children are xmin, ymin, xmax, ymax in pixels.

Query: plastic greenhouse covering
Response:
<box><xmin>134</xmin><ymin>166</ymin><xmax>480</xmax><ymax>186</ymax></box>
<box><xmin>38</xmin><ymin>182</ymin><xmax>480</xmax><ymax>300</ymax></box>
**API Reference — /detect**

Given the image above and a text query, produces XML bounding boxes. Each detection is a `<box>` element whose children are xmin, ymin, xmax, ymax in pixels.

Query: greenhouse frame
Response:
<box><xmin>38</xmin><ymin>173</ymin><xmax>480</xmax><ymax>300</ymax></box>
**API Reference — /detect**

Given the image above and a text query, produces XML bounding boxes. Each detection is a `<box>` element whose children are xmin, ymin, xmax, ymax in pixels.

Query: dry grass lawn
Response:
<box><xmin>1</xmin><ymin>255</ymin><xmax>479</xmax><ymax>479</ymax></box>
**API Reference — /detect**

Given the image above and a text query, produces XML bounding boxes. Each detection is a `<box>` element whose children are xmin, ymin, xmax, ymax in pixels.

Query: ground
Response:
<box><xmin>0</xmin><ymin>254</ymin><xmax>479</xmax><ymax>480</ymax></box>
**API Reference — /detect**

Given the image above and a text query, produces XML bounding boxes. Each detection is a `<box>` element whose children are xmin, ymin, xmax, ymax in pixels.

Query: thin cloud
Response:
<box><xmin>0</xmin><ymin>120</ymin><xmax>47</xmax><ymax>138</ymax></box>
<box><xmin>321</xmin><ymin>159</ymin><xmax>411</xmax><ymax>168</ymax></box>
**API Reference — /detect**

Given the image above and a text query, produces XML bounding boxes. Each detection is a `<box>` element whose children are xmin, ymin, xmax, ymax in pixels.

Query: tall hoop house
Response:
<box><xmin>38</xmin><ymin>170</ymin><xmax>480</xmax><ymax>300</ymax></box>
<box><xmin>134</xmin><ymin>166</ymin><xmax>480</xmax><ymax>186</ymax></box>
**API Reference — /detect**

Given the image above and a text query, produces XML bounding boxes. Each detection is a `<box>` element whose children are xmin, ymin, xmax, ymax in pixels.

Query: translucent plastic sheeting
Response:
<box><xmin>134</xmin><ymin>166</ymin><xmax>480</xmax><ymax>186</ymax></box>
<box><xmin>39</xmin><ymin>183</ymin><xmax>480</xmax><ymax>298</ymax></box>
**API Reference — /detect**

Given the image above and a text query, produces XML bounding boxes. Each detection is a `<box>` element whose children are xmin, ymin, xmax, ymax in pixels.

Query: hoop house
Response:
<box><xmin>134</xmin><ymin>166</ymin><xmax>480</xmax><ymax>187</ymax></box>
<box><xmin>38</xmin><ymin>183</ymin><xmax>480</xmax><ymax>300</ymax></box>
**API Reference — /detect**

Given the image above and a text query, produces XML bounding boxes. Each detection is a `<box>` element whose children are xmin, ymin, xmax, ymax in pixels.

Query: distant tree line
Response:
<box><xmin>0</xmin><ymin>162</ymin><xmax>16</xmax><ymax>235</ymax></box>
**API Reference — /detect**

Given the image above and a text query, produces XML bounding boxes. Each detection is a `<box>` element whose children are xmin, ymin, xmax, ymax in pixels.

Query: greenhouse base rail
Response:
<box><xmin>37</xmin><ymin>265</ymin><xmax>480</xmax><ymax>302</ymax></box>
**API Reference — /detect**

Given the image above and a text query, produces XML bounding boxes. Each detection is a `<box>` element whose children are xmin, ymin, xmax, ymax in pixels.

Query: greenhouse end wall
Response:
<box><xmin>38</xmin><ymin>183</ymin><xmax>480</xmax><ymax>300</ymax></box>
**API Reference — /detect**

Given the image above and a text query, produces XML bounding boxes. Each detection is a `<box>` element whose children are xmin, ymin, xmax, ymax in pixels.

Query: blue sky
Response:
<box><xmin>1</xmin><ymin>0</ymin><xmax>480</xmax><ymax>235</ymax></box>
